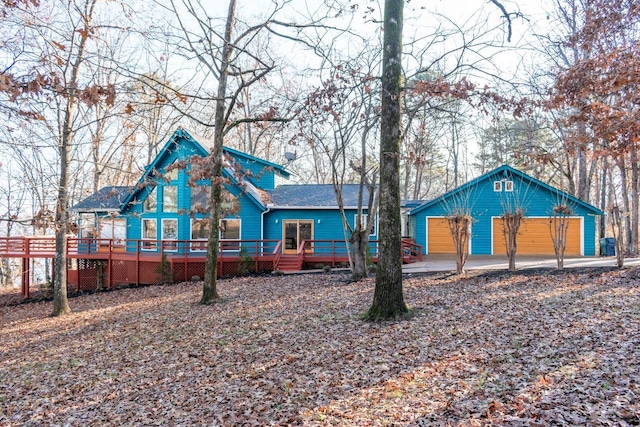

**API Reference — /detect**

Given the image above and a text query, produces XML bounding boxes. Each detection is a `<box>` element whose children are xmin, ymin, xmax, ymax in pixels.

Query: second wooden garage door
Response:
<box><xmin>427</xmin><ymin>217</ymin><xmax>469</xmax><ymax>254</ymax></box>
<box><xmin>492</xmin><ymin>217</ymin><xmax>582</xmax><ymax>256</ymax></box>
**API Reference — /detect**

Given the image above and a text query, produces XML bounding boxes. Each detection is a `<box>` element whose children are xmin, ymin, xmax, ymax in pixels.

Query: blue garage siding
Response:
<box><xmin>410</xmin><ymin>165</ymin><xmax>603</xmax><ymax>256</ymax></box>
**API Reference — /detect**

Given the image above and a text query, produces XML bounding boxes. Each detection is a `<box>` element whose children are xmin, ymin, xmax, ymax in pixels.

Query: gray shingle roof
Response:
<box><xmin>268</xmin><ymin>184</ymin><xmax>374</xmax><ymax>207</ymax></box>
<box><xmin>72</xmin><ymin>186</ymin><xmax>132</xmax><ymax>212</ymax></box>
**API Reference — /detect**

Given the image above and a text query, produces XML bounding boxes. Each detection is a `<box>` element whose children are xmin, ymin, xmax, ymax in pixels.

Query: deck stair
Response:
<box><xmin>277</xmin><ymin>254</ymin><xmax>302</xmax><ymax>271</ymax></box>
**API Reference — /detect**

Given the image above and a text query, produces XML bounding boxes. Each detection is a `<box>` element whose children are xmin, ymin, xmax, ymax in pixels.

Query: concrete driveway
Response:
<box><xmin>402</xmin><ymin>254</ymin><xmax>640</xmax><ymax>274</ymax></box>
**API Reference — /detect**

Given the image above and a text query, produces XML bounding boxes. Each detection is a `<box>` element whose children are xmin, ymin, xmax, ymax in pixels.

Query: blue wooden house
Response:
<box><xmin>408</xmin><ymin>165</ymin><xmax>604</xmax><ymax>256</ymax></box>
<box><xmin>72</xmin><ymin>128</ymin><xmax>377</xmax><ymax>269</ymax></box>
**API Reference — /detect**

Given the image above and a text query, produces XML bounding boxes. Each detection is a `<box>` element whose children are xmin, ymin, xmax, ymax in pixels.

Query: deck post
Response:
<box><xmin>135</xmin><ymin>240</ymin><xmax>140</xmax><ymax>286</ymax></box>
<box><xmin>254</xmin><ymin>240</ymin><xmax>258</xmax><ymax>273</ymax></box>
<box><xmin>332</xmin><ymin>241</ymin><xmax>336</xmax><ymax>267</ymax></box>
<box><xmin>183</xmin><ymin>241</ymin><xmax>188</xmax><ymax>282</ymax></box>
<box><xmin>107</xmin><ymin>239</ymin><xmax>113</xmax><ymax>289</ymax></box>
<box><xmin>21</xmin><ymin>257</ymin><xmax>29</xmax><ymax>299</ymax></box>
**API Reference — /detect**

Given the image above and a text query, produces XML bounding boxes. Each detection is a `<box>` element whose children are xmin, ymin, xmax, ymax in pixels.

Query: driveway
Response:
<box><xmin>402</xmin><ymin>254</ymin><xmax>640</xmax><ymax>274</ymax></box>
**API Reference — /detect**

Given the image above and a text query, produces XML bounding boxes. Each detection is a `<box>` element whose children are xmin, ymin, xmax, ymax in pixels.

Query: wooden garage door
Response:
<box><xmin>492</xmin><ymin>217</ymin><xmax>582</xmax><ymax>256</ymax></box>
<box><xmin>427</xmin><ymin>217</ymin><xmax>469</xmax><ymax>254</ymax></box>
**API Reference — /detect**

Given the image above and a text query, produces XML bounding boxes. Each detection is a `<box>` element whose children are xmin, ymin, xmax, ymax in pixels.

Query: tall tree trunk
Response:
<box><xmin>52</xmin><ymin>0</ymin><xmax>97</xmax><ymax>316</ymax></box>
<box><xmin>201</xmin><ymin>0</ymin><xmax>236</xmax><ymax>304</ymax></box>
<box><xmin>350</xmin><ymin>229</ymin><xmax>369</xmax><ymax>281</ymax></box>
<box><xmin>599</xmin><ymin>157</ymin><xmax>608</xmax><ymax>239</ymax></box>
<box><xmin>630</xmin><ymin>149</ymin><xmax>639</xmax><ymax>256</ymax></box>
<box><xmin>52</xmin><ymin>102</ymin><xmax>73</xmax><ymax>316</ymax></box>
<box><xmin>616</xmin><ymin>156</ymin><xmax>632</xmax><ymax>255</ymax></box>
<box><xmin>365</xmin><ymin>0</ymin><xmax>408</xmax><ymax>320</ymax></box>
<box><xmin>576</xmin><ymin>125</ymin><xmax>589</xmax><ymax>203</ymax></box>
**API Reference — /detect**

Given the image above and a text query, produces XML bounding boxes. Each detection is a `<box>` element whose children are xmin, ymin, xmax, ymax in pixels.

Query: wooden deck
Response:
<box><xmin>0</xmin><ymin>236</ymin><xmax>422</xmax><ymax>299</ymax></box>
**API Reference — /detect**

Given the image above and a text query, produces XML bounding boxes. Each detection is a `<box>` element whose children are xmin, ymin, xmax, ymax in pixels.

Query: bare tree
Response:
<box><xmin>1</xmin><ymin>0</ymin><xmax>118</xmax><ymax>315</ymax></box>
<box><xmin>448</xmin><ymin>212</ymin><xmax>472</xmax><ymax>274</ymax></box>
<box><xmin>550</xmin><ymin>203</ymin><xmax>573</xmax><ymax>269</ymax></box>
<box><xmin>501</xmin><ymin>207</ymin><xmax>523</xmax><ymax>272</ymax></box>
<box><xmin>298</xmin><ymin>56</ymin><xmax>380</xmax><ymax>281</ymax></box>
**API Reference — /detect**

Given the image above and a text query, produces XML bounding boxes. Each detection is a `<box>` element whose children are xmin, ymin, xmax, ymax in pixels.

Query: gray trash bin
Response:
<box><xmin>599</xmin><ymin>238</ymin><xmax>607</xmax><ymax>256</ymax></box>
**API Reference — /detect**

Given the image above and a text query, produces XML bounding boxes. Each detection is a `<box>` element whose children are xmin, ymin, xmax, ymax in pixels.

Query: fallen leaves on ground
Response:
<box><xmin>1</xmin><ymin>267</ymin><xmax>639</xmax><ymax>426</ymax></box>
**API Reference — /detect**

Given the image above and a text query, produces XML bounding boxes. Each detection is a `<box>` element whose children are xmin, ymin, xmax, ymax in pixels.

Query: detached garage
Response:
<box><xmin>409</xmin><ymin>165</ymin><xmax>604</xmax><ymax>257</ymax></box>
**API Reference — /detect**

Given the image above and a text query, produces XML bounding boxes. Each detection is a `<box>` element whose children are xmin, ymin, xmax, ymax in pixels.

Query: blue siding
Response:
<box><xmin>264</xmin><ymin>209</ymin><xmax>371</xmax><ymax>240</ymax></box>
<box><xmin>233</xmin><ymin>157</ymin><xmax>276</xmax><ymax>190</ymax></box>
<box><xmin>121</xmin><ymin>139</ymin><xmax>267</xmax><ymax>251</ymax></box>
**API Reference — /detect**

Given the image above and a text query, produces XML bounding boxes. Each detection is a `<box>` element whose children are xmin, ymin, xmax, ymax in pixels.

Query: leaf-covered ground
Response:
<box><xmin>1</xmin><ymin>268</ymin><xmax>639</xmax><ymax>426</ymax></box>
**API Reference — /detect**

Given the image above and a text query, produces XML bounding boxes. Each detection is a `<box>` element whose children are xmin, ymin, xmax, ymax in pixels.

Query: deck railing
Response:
<box><xmin>5</xmin><ymin>236</ymin><xmax>421</xmax><ymax>299</ymax></box>
<box><xmin>0</xmin><ymin>236</ymin><xmax>421</xmax><ymax>262</ymax></box>
<box><xmin>0</xmin><ymin>236</ymin><xmax>283</xmax><ymax>258</ymax></box>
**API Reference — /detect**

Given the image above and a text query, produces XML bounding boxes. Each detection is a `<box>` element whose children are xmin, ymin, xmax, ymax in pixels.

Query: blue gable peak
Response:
<box><xmin>174</xmin><ymin>127</ymin><xmax>290</xmax><ymax>180</ymax></box>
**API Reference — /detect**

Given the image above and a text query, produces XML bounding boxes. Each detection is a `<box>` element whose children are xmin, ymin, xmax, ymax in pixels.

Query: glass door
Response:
<box><xmin>283</xmin><ymin>220</ymin><xmax>313</xmax><ymax>254</ymax></box>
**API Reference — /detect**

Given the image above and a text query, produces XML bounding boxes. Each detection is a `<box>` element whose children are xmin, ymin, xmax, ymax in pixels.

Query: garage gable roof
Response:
<box><xmin>409</xmin><ymin>165</ymin><xmax>604</xmax><ymax>216</ymax></box>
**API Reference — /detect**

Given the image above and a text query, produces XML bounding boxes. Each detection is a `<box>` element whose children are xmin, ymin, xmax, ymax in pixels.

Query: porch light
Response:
<box><xmin>275</xmin><ymin>219</ymin><xmax>279</xmax><ymax>223</ymax></box>
<box><xmin>317</xmin><ymin>219</ymin><xmax>321</xmax><ymax>224</ymax></box>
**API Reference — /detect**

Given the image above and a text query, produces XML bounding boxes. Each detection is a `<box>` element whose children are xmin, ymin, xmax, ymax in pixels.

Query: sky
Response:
<box><xmin>0</xmin><ymin>0</ymin><xmax>560</xmax><ymax>221</ymax></box>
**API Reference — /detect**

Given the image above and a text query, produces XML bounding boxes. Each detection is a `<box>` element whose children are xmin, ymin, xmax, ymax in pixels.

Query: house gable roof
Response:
<box><xmin>72</xmin><ymin>186</ymin><xmax>132</xmax><ymax>212</ymax></box>
<box><xmin>409</xmin><ymin>165</ymin><xmax>604</xmax><ymax>216</ymax></box>
<box><xmin>179</xmin><ymin>128</ymin><xmax>290</xmax><ymax>179</ymax></box>
<box><xmin>119</xmin><ymin>128</ymin><xmax>277</xmax><ymax>212</ymax></box>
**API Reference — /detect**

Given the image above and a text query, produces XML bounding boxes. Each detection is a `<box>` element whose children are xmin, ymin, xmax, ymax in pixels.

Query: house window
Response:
<box><xmin>143</xmin><ymin>186</ymin><xmax>157</xmax><ymax>212</ymax></box>
<box><xmin>142</xmin><ymin>219</ymin><xmax>157</xmax><ymax>250</ymax></box>
<box><xmin>189</xmin><ymin>218</ymin><xmax>241</xmax><ymax>251</ymax></box>
<box><xmin>493</xmin><ymin>181</ymin><xmax>502</xmax><ymax>192</ymax></box>
<box><xmin>221</xmin><ymin>191</ymin><xmax>240</xmax><ymax>216</ymax></box>
<box><xmin>97</xmin><ymin>218</ymin><xmax>126</xmax><ymax>247</ymax></box>
<box><xmin>190</xmin><ymin>219</ymin><xmax>209</xmax><ymax>251</ymax></box>
<box><xmin>163</xmin><ymin>185</ymin><xmax>177</xmax><ymax>212</ymax></box>
<box><xmin>221</xmin><ymin>218</ymin><xmax>241</xmax><ymax>239</ymax></box>
<box><xmin>164</xmin><ymin>166</ymin><xmax>178</xmax><ymax>182</ymax></box>
<box><xmin>162</xmin><ymin>219</ymin><xmax>178</xmax><ymax>251</ymax></box>
<box><xmin>220</xmin><ymin>218</ymin><xmax>241</xmax><ymax>250</ymax></box>
<box><xmin>354</xmin><ymin>214</ymin><xmax>376</xmax><ymax>236</ymax></box>
<box><xmin>505</xmin><ymin>181</ymin><xmax>514</xmax><ymax>192</ymax></box>
<box><xmin>191</xmin><ymin>185</ymin><xmax>210</xmax><ymax>214</ymax></box>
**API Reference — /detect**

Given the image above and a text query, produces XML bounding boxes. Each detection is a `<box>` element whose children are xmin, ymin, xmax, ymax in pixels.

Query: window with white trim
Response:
<box><xmin>191</xmin><ymin>185</ymin><xmax>210</xmax><ymax>214</ymax></box>
<box><xmin>163</xmin><ymin>185</ymin><xmax>177</xmax><ymax>212</ymax></box>
<box><xmin>220</xmin><ymin>219</ymin><xmax>241</xmax><ymax>250</ymax></box>
<box><xmin>143</xmin><ymin>186</ymin><xmax>157</xmax><ymax>212</ymax></box>
<box><xmin>354</xmin><ymin>214</ymin><xmax>376</xmax><ymax>236</ymax></box>
<box><xmin>97</xmin><ymin>218</ymin><xmax>126</xmax><ymax>247</ymax></box>
<box><xmin>162</xmin><ymin>218</ymin><xmax>178</xmax><ymax>251</ymax></box>
<box><xmin>189</xmin><ymin>218</ymin><xmax>241</xmax><ymax>251</ymax></box>
<box><xmin>504</xmin><ymin>181</ymin><xmax>514</xmax><ymax>192</ymax></box>
<box><xmin>493</xmin><ymin>181</ymin><xmax>502</xmax><ymax>192</ymax></box>
<box><xmin>190</xmin><ymin>219</ymin><xmax>209</xmax><ymax>251</ymax></box>
<box><xmin>142</xmin><ymin>219</ymin><xmax>157</xmax><ymax>250</ymax></box>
